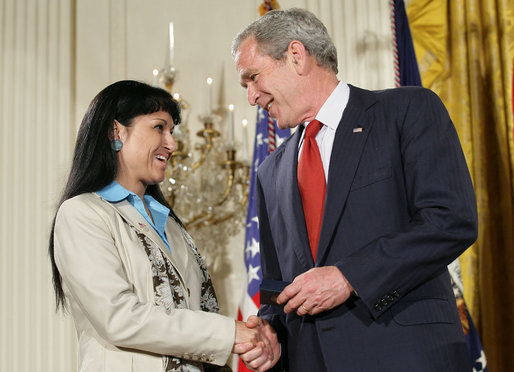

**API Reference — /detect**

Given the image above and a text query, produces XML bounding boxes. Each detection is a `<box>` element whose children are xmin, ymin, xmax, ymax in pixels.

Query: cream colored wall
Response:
<box><xmin>0</xmin><ymin>0</ymin><xmax>393</xmax><ymax>370</ymax></box>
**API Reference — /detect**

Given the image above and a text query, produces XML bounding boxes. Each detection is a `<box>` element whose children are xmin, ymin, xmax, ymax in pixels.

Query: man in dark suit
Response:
<box><xmin>232</xmin><ymin>8</ymin><xmax>477</xmax><ymax>372</ymax></box>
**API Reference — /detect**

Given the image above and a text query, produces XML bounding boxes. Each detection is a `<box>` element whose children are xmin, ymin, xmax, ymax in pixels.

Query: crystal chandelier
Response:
<box><xmin>152</xmin><ymin>27</ymin><xmax>250</xmax><ymax>273</ymax></box>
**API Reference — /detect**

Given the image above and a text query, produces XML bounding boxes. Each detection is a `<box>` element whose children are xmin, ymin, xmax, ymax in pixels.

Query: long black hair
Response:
<box><xmin>49</xmin><ymin>80</ymin><xmax>183</xmax><ymax>311</ymax></box>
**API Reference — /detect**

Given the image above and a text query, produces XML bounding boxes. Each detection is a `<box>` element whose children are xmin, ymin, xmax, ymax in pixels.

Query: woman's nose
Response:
<box><xmin>164</xmin><ymin>132</ymin><xmax>177</xmax><ymax>152</ymax></box>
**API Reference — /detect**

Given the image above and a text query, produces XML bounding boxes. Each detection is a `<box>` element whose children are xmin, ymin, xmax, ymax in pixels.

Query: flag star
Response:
<box><xmin>276</xmin><ymin>136</ymin><xmax>286</xmax><ymax>147</ymax></box>
<box><xmin>257</xmin><ymin>107</ymin><xmax>265</xmax><ymax>121</ymax></box>
<box><xmin>256</xmin><ymin>133</ymin><xmax>264</xmax><ymax>146</ymax></box>
<box><xmin>474</xmin><ymin>350</ymin><xmax>487</xmax><ymax>370</ymax></box>
<box><xmin>245</xmin><ymin>238</ymin><xmax>260</xmax><ymax>259</ymax></box>
<box><xmin>247</xmin><ymin>216</ymin><xmax>258</xmax><ymax>228</ymax></box>
<box><xmin>247</xmin><ymin>264</ymin><xmax>261</xmax><ymax>284</ymax></box>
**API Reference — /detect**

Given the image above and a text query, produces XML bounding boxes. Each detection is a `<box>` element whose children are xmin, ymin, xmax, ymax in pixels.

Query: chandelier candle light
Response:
<box><xmin>207</xmin><ymin>77</ymin><xmax>213</xmax><ymax>116</ymax></box>
<box><xmin>242</xmin><ymin>119</ymin><xmax>249</xmax><ymax>161</ymax></box>
<box><xmin>168</xmin><ymin>22</ymin><xmax>174</xmax><ymax>67</ymax></box>
<box><xmin>152</xmin><ymin>68</ymin><xmax>159</xmax><ymax>87</ymax></box>
<box><xmin>228</xmin><ymin>104</ymin><xmax>235</xmax><ymax>145</ymax></box>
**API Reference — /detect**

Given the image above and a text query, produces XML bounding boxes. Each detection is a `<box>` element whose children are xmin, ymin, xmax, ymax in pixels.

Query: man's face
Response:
<box><xmin>235</xmin><ymin>37</ymin><xmax>303</xmax><ymax>129</ymax></box>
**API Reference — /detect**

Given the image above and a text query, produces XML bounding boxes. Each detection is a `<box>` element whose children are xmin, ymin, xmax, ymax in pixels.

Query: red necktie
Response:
<box><xmin>297</xmin><ymin>120</ymin><xmax>326</xmax><ymax>261</ymax></box>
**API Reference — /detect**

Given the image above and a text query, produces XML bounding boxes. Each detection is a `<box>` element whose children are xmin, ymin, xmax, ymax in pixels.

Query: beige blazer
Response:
<box><xmin>54</xmin><ymin>193</ymin><xmax>235</xmax><ymax>372</ymax></box>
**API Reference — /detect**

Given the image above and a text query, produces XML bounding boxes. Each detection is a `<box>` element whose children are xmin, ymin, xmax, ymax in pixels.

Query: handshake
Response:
<box><xmin>232</xmin><ymin>316</ymin><xmax>280</xmax><ymax>372</ymax></box>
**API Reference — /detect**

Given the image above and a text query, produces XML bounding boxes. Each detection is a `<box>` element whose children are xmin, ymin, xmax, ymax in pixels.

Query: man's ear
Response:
<box><xmin>287</xmin><ymin>40</ymin><xmax>307</xmax><ymax>74</ymax></box>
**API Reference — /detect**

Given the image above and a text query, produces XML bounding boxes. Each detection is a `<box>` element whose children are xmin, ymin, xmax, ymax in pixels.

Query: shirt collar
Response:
<box><xmin>97</xmin><ymin>180</ymin><xmax>131</xmax><ymax>202</ymax></box>
<box><xmin>97</xmin><ymin>180</ymin><xmax>171</xmax><ymax>249</ymax></box>
<box><xmin>314</xmin><ymin>80</ymin><xmax>350</xmax><ymax>131</ymax></box>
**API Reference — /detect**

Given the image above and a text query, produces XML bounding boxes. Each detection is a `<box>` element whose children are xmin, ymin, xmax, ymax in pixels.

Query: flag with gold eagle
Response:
<box><xmin>391</xmin><ymin>1</ymin><xmax>487</xmax><ymax>370</ymax></box>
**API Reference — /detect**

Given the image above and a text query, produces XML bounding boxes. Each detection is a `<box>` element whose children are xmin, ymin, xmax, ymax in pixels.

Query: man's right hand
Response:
<box><xmin>234</xmin><ymin>316</ymin><xmax>280</xmax><ymax>372</ymax></box>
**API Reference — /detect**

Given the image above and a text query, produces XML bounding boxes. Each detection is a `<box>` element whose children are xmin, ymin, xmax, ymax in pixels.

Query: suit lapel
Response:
<box><xmin>316</xmin><ymin>86</ymin><xmax>377</xmax><ymax>265</ymax></box>
<box><xmin>277</xmin><ymin>127</ymin><xmax>314</xmax><ymax>270</ymax></box>
<box><xmin>100</xmin><ymin>197</ymin><xmax>182</xmax><ymax>273</ymax></box>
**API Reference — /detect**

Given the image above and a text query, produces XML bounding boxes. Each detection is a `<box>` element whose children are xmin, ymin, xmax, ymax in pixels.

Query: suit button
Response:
<box><xmin>392</xmin><ymin>290</ymin><xmax>400</xmax><ymax>298</ymax></box>
<box><xmin>374</xmin><ymin>303</ymin><xmax>382</xmax><ymax>311</ymax></box>
<box><xmin>386</xmin><ymin>294</ymin><xmax>394</xmax><ymax>302</ymax></box>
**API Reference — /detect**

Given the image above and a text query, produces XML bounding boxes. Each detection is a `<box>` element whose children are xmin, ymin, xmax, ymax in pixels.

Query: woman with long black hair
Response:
<box><xmin>49</xmin><ymin>80</ymin><xmax>274</xmax><ymax>372</ymax></box>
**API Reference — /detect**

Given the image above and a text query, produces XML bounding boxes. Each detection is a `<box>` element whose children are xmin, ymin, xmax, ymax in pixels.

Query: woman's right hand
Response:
<box><xmin>232</xmin><ymin>320</ymin><xmax>260</xmax><ymax>353</ymax></box>
<box><xmin>233</xmin><ymin>317</ymin><xmax>279</xmax><ymax>372</ymax></box>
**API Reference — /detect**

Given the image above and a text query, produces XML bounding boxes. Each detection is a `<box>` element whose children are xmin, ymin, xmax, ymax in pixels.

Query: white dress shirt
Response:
<box><xmin>298</xmin><ymin>80</ymin><xmax>350</xmax><ymax>182</ymax></box>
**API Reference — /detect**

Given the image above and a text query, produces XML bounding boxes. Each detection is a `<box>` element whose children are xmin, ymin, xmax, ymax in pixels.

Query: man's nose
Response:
<box><xmin>247</xmin><ymin>85</ymin><xmax>259</xmax><ymax>106</ymax></box>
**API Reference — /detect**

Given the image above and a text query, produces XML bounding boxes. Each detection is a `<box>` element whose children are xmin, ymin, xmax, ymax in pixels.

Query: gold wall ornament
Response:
<box><xmin>152</xmin><ymin>66</ymin><xmax>250</xmax><ymax>275</ymax></box>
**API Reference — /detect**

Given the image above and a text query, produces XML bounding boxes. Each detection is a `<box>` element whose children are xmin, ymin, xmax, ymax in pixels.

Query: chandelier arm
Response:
<box><xmin>191</xmin><ymin>141</ymin><xmax>212</xmax><ymax>171</ymax></box>
<box><xmin>203</xmin><ymin>212</ymin><xmax>236</xmax><ymax>226</ymax></box>
<box><xmin>181</xmin><ymin>169</ymin><xmax>236</xmax><ymax>228</ymax></box>
<box><xmin>184</xmin><ymin>212</ymin><xmax>211</xmax><ymax>228</ymax></box>
<box><xmin>191</xmin><ymin>123</ymin><xmax>220</xmax><ymax>171</ymax></box>
<box><xmin>238</xmin><ymin>165</ymin><xmax>251</xmax><ymax>207</ymax></box>
<box><xmin>241</xmin><ymin>190</ymin><xmax>249</xmax><ymax>209</ymax></box>
<box><xmin>213</xmin><ymin>171</ymin><xmax>235</xmax><ymax>207</ymax></box>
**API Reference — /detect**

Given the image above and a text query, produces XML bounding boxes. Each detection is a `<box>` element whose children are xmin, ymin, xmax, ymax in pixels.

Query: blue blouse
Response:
<box><xmin>97</xmin><ymin>181</ymin><xmax>171</xmax><ymax>251</ymax></box>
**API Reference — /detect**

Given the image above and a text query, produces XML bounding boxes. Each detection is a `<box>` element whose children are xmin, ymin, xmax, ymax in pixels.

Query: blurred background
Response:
<box><xmin>0</xmin><ymin>0</ymin><xmax>512</xmax><ymax>371</ymax></box>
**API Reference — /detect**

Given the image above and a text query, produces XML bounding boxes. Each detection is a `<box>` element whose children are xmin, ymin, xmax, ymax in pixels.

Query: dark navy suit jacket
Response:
<box><xmin>256</xmin><ymin>85</ymin><xmax>476</xmax><ymax>371</ymax></box>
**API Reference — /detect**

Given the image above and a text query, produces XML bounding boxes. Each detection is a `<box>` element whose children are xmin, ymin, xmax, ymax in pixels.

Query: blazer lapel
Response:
<box><xmin>102</xmin><ymin>198</ymin><xmax>182</xmax><ymax>273</ymax></box>
<box><xmin>316</xmin><ymin>86</ymin><xmax>377</xmax><ymax>265</ymax></box>
<box><xmin>277</xmin><ymin>127</ymin><xmax>314</xmax><ymax>270</ymax></box>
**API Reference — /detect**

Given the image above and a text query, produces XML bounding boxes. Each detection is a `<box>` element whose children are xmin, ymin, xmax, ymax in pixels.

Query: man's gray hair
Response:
<box><xmin>232</xmin><ymin>8</ymin><xmax>338</xmax><ymax>74</ymax></box>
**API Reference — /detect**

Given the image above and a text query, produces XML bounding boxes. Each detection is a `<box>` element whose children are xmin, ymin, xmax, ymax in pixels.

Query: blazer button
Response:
<box><xmin>386</xmin><ymin>294</ymin><xmax>394</xmax><ymax>302</ymax></box>
<box><xmin>380</xmin><ymin>298</ymin><xmax>388</xmax><ymax>306</ymax></box>
<box><xmin>374</xmin><ymin>303</ymin><xmax>382</xmax><ymax>311</ymax></box>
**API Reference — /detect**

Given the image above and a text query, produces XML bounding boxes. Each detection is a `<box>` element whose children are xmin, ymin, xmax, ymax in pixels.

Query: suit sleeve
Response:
<box><xmin>336</xmin><ymin>88</ymin><xmax>478</xmax><ymax>319</ymax></box>
<box><xmin>256</xmin><ymin>174</ymin><xmax>289</xmax><ymax>371</ymax></box>
<box><xmin>54</xmin><ymin>197</ymin><xmax>235</xmax><ymax>365</ymax></box>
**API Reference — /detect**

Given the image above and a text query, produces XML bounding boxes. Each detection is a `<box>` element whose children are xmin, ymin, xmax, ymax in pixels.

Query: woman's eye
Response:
<box><xmin>155</xmin><ymin>125</ymin><xmax>163</xmax><ymax>130</ymax></box>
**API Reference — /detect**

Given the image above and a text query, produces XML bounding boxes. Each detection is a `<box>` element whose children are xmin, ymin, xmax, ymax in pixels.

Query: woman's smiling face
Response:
<box><xmin>114</xmin><ymin>110</ymin><xmax>176</xmax><ymax>196</ymax></box>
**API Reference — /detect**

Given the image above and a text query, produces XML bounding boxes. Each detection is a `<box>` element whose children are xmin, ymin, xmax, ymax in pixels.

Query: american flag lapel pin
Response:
<box><xmin>353</xmin><ymin>126</ymin><xmax>363</xmax><ymax>133</ymax></box>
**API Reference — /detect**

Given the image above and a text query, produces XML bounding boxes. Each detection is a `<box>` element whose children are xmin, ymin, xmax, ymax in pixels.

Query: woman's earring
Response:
<box><xmin>111</xmin><ymin>139</ymin><xmax>123</xmax><ymax>152</ymax></box>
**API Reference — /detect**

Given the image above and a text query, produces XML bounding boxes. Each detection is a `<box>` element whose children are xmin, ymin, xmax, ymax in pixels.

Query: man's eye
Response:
<box><xmin>155</xmin><ymin>125</ymin><xmax>163</xmax><ymax>130</ymax></box>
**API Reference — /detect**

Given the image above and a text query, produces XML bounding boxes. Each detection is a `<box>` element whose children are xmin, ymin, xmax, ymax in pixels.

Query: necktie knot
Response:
<box><xmin>305</xmin><ymin>119</ymin><xmax>323</xmax><ymax>138</ymax></box>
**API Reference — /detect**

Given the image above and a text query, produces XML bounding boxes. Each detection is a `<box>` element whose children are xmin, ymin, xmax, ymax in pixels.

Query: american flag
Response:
<box><xmin>237</xmin><ymin>106</ymin><xmax>290</xmax><ymax>371</ymax></box>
